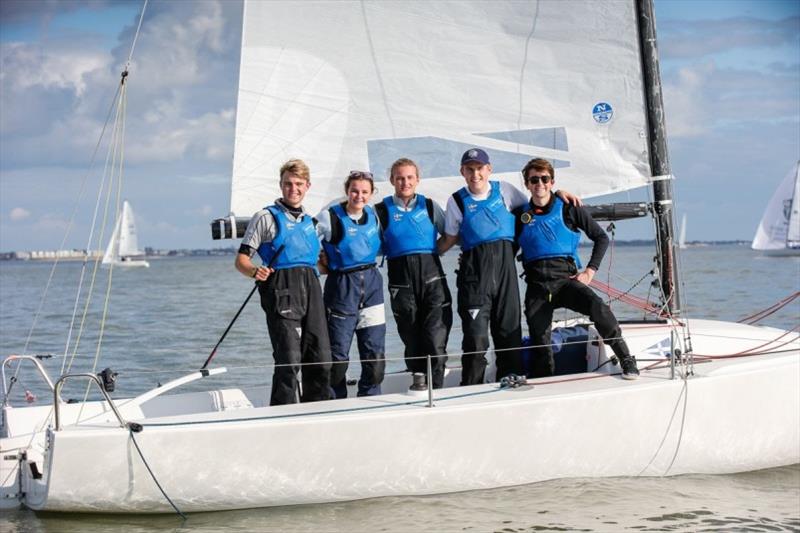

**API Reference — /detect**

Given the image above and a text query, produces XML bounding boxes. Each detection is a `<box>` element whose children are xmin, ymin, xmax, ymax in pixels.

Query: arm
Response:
<box><xmin>567</xmin><ymin>204</ymin><xmax>608</xmax><ymax>285</ymax></box>
<box><xmin>437</xmin><ymin>234</ymin><xmax>459</xmax><ymax>255</ymax></box>
<box><xmin>438</xmin><ymin>195</ymin><xmax>462</xmax><ymax>254</ymax></box>
<box><xmin>235</xmin><ymin>249</ymin><xmax>272</xmax><ymax>282</ymax></box>
<box><xmin>556</xmin><ymin>189</ymin><xmax>583</xmax><ymax>207</ymax></box>
<box><xmin>432</xmin><ymin>200</ymin><xmax>447</xmax><ymax>237</ymax></box>
<box><xmin>234</xmin><ymin>210</ymin><xmax>276</xmax><ymax>282</ymax></box>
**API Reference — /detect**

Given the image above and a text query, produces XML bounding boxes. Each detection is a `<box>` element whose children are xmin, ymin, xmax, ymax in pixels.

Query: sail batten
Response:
<box><xmin>228</xmin><ymin>0</ymin><xmax>654</xmax><ymax>219</ymax></box>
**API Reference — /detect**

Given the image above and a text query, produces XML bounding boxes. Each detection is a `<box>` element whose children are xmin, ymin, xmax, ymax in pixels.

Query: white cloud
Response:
<box><xmin>9</xmin><ymin>207</ymin><xmax>31</xmax><ymax>221</ymax></box>
<box><xmin>1</xmin><ymin>41</ymin><xmax>110</xmax><ymax>96</ymax></box>
<box><xmin>660</xmin><ymin>16</ymin><xmax>799</xmax><ymax>60</ymax></box>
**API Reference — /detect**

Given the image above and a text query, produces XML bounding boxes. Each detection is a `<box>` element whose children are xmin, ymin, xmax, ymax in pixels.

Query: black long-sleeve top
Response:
<box><xmin>513</xmin><ymin>193</ymin><xmax>609</xmax><ymax>282</ymax></box>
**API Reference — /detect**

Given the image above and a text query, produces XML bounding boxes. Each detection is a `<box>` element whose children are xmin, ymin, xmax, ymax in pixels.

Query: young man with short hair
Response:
<box><xmin>235</xmin><ymin>159</ymin><xmax>332</xmax><ymax>405</ymax></box>
<box><xmin>514</xmin><ymin>158</ymin><xmax>639</xmax><ymax>379</ymax></box>
<box><xmin>437</xmin><ymin>148</ymin><xmax>529</xmax><ymax>385</ymax></box>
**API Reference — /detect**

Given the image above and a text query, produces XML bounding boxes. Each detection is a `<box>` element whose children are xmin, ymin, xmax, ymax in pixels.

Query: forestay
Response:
<box><xmin>229</xmin><ymin>0</ymin><xmax>653</xmax><ymax>219</ymax></box>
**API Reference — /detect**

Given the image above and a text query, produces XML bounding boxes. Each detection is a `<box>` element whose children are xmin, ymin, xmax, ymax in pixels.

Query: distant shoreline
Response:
<box><xmin>0</xmin><ymin>241</ymin><xmax>754</xmax><ymax>262</ymax></box>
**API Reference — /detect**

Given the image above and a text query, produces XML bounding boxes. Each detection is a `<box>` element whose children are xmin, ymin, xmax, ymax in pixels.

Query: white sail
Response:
<box><xmin>102</xmin><ymin>200</ymin><xmax>149</xmax><ymax>267</ymax></box>
<box><xmin>101</xmin><ymin>215</ymin><xmax>122</xmax><ymax>264</ymax></box>
<box><xmin>230</xmin><ymin>0</ymin><xmax>653</xmax><ymax>218</ymax></box>
<box><xmin>678</xmin><ymin>214</ymin><xmax>687</xmax><ymax>249</ymax></box>
<box><xmin>752</xmin><ymin>160</ymin><xmax>800</xmax><ymax>253</ymax></box>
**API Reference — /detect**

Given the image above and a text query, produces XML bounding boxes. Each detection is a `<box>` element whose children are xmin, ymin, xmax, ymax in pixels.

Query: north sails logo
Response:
<box><xmin>468</xmin><ymin>149</ymin><xmax>479</xmax><ymax>159</ymax></box>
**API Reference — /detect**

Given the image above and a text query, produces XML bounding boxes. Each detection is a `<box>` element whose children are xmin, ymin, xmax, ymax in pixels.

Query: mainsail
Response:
<box><xmin>102</xmin><ymin>200</ymin><xmax>149</xmax><ymax>266</ymax></box>
<box><xmin>226</xmin><ymin>0</ymin><xmax>654</xmax><ymax>221</ymax></box>
<box><xmin>752</xmin><ymin>160</ymin><xmax>800</xmax><ymax>253</ymax></box>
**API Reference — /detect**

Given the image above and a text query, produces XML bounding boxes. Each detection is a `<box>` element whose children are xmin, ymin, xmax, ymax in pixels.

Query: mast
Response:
<box><xmin>636</xmin><ymin>0</ymin><xmax>681</xmax><ymax>315</ymax></box>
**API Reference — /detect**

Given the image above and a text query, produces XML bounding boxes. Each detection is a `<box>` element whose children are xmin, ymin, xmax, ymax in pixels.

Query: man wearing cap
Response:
<box><xmin>374</xmin><ymin>158</ymin><xmax>452</xmax><ymax>389</ymax></box>
<box><xmin>235</xmin><ymin>159</ymin><xmax>332</xmax><ymax>405</ymax></box>
<box><xmin>515</xmin><ymin>158</ymin><xmax>639</xmax><ymax>379</ymax></box>
<box><xmin>438</xmin><ymin>148</ymin><xmax>578</xmax><ymax>385</ymax></box>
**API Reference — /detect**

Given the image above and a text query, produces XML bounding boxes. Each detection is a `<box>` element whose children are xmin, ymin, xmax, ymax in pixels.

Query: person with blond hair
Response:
<box><xmin>235</xmin><ymin>159</ymin><xmax>332</xmax><ymax>405</ymax></box>
<box><xmin>374</xmin><ymin>159</ymin><xmax>452</xmax><ymax>389</ymax></box>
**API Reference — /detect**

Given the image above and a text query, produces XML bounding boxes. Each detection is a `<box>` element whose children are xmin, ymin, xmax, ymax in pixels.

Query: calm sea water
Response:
<box><xmin>1</xmin><ymin>245</ymin><xmax>798</xmax><ymax>532</ymax></box>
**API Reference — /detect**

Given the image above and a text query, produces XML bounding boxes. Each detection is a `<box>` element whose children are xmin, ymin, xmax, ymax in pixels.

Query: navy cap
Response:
<box><xmin>461</xmin><ymin>148</ymin><xmax>490</xmax><ymax>166</ymax></box>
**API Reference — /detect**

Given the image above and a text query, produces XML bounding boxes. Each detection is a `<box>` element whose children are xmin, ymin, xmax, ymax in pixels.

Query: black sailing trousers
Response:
<box><xmin>456</xmin><ymin>240</ymin><xmax>523</xmax><ymax>385</ymax></box>
<box><xmin>524</xmin><ymin>276</ymin><xmax>632</xmax><ymax>378</ymax></box>
<box><xmin>259</xmin><ymin>267</ymin><xmax>332</xmax><ymax>405</ymax></box>
<box><xmin>387</xmin><ymin>253</ymin><xmax>453</xmax><ymax>388</ymax></box>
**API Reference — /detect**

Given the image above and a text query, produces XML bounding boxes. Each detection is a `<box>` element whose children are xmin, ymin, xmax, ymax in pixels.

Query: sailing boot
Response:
<box><xmin>619</xmin><ymin>355</ymin><xmax>640</xmax><ymax>380</ymax></box>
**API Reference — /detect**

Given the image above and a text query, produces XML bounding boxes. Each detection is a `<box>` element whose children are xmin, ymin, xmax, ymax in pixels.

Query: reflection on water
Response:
<box><xmin>4</xmin><ymin>465</ymin><xmax>799</xmax><ymax>532</ymax></box>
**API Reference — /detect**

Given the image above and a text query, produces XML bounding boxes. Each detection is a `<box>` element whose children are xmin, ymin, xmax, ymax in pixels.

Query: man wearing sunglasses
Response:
<box><xmin>515</xmin><ymin>158</ymin><xmax>639</xmax><ymax>380</ymax></box>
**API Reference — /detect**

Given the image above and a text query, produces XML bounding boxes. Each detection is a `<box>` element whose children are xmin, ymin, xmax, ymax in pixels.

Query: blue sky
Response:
<box><xmin>1</xmin><ymin>0</ymin><xmax>798</xmax><ymax>250</ymax></box>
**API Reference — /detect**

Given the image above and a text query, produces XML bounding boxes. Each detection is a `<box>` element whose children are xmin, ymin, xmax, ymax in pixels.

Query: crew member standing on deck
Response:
<box><xmin>515</xmin><ymin>158</ymin><xmax>640</xmax><ymax>379</ymax></box>
<box><xmin>438</xmin><ymin>148</ymin><xmax>526</xmax><ymax>384</ymax></box>
<box><xmin>438</xmin><ymin>148</ymin><xmax>581</xmax><ymax>385</ymax></box>
<box><xmin>235</xmin><ymin>159</ymin><xmax>332</xmax><ymax>405</ymax></box>
<box><xmin>317</xmin><ymin>171</ymin><xmax>386</xmax><ymax>398</ymax></box>
<box><xmin>374</xmin><ymin>158</ymin><xmax>453</xmax><ymax>388</ymax></box>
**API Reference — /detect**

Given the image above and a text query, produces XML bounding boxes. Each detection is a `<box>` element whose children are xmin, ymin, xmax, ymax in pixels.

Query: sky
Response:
<box><xmin>0</xmin><ymin>0</ymin><xmax>798</xmax><ymax>251</ymax></box>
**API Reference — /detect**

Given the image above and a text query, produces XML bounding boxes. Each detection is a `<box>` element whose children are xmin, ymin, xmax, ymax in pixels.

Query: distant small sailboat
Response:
<box><xmin>678</xmin><ymin>213</ymin><xmax>687</xmax><ymax>249</ymax></box>
<box><xmin>752</xmin><ymin>161</ymin><xmax>800</xmax><ymax>256</ymax></box>
<box><xmin>102</xmin><ymin>200</ymin><xmax>150</xmax><ymax>267</ymax></box>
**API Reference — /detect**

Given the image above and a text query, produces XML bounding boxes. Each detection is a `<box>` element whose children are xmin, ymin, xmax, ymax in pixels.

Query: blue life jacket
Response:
<box><xmin>380</xmin><ymin>195</ymin><xmax>437</xmax><ymax>259</ymax></box>
<box><xmin>322</xmin><ymin>204</ymin><xmax>381</xmax><ymax>271</ymax></box>
<box><xmin>456</xmin><ymin>181</ymin><xmax>515</xmax><ymax>252</ymax></box>
<box><xmin>518</xmin><ymin>196</ymin><xmax>582</xmax><ymax>267</ymax></box>
<box><xmin>256</xmin><ymin>205</ymin><xmax>320</xmax><ymax>270</ymax></box>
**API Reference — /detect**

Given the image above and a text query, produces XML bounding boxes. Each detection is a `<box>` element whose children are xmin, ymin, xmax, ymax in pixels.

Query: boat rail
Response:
<box><xmin>53</xmin><ymin>373</ymin><xmax>127</xmax><ymax>431</ymax></box>
<box><xmin>2</xmin><ymin>355</ymin><xmax>57</xmax><ymax>404</ymax></box>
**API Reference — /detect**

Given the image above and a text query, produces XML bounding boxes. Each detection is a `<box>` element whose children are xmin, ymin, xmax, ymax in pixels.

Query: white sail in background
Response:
<box><xmin>678</xmin><ymin>214</ymin><xmax>687</xmax><ymax>249</ymax></box>
<box><xmin>230</xmin><ymin>0</ymin><xmax>653</xmax><ymax>218</ymax></box>
<box><xmin>102</xmin><ymin>200</ymin><xmax>150</xmax><ymax>267</ymax></box>
<box><xmin>752</xmin><ymin>161</ymin><xmax>800</xmax><ymax>255</ymax></box>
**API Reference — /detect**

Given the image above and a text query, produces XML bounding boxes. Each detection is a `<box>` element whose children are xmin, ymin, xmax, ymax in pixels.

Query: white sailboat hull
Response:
<box><xmin>4</xmin><ymin>320</ymin><xmax>799</xmax><ymax>514</ymax></box>
<box><xmin>758</xmin><ymin>247</ymin><xmax>800</xmax><ymax>257</ymax></box>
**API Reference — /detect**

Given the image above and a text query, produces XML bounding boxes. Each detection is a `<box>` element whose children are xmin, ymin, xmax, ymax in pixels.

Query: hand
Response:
<box><xmin>253</xmin><ymin>266</ymin><xmax>273</xmax><ymax>282</ymax></box>
<box><xmin>571</xmin><ymin>268</ymin><xmax>595</xmax><ymax>285</ymax></box>
<box><xmin>556</xmin><ymin>189</ymin><xmax>583</xmax><ymax>207</ymax></box>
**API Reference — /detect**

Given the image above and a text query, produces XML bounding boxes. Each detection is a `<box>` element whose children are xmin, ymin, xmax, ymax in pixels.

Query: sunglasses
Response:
<box><xmin>348</xmin><ymin>170</ymin><xmax>374</xmax><ymax>180</ymax></box>
<box><xmin>525</xmin><ymin>175</ymin><xmax>552</xmax><ymax>185</ymax></box>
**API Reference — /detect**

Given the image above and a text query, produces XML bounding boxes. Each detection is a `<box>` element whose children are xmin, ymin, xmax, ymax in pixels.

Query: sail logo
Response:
<box><xmin>643</xmin><ymin>337</ymin><xmax>672</xmax><ymax>358</ymax></box>
<box><xmin>592</xmin><ymin>102</ymin><xmax>614</xmax><ymax>124</ymax></box>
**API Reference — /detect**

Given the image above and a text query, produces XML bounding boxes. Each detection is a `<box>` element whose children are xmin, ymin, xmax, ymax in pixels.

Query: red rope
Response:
<box><xmin>737</xmin><ymin>291</ymin><xmax>800</xmax><ymax>325</ymax></box>
<box><xmin>589</xmin><ymin>279</ymin><xmax>664</xmax><ymax>316</ymax></box>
